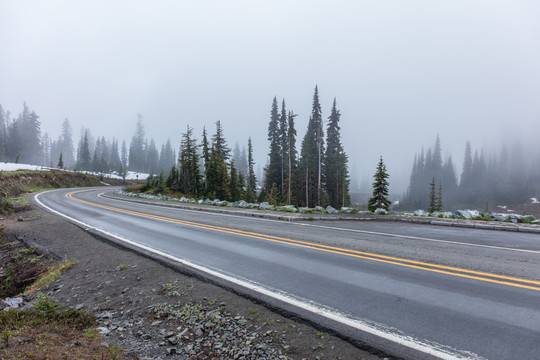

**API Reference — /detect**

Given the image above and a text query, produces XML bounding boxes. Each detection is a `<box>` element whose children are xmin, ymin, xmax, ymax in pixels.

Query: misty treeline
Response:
<box><xmin>144</xmin><ymin>86</ymin><xmax>350</xmax><ymax>208</ymax></box>
<box><xmin>0</xmin><ymin>87</ymin><xmax>350</xmax><ymax>208</ymax></box>
<box><xmin>399</xmin><ymin>135</ymin><xmax>540</xmax><ymax>211</ymax></box>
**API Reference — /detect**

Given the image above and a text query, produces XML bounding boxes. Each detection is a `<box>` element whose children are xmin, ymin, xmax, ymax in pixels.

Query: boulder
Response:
<box><xmin>454</xmin><ymin>210</ymin><xmax>473</xmax><ymax>219</ymax></box>
<box><xmin>259</xmin><ymin>202</ymin><xmax>274</xmax><ymax>210</ymax></box>
<box><xmin>281</xmin><ymin>205</ymin><xmax>297</xmax><ymax>212</ymax></box>
<box><xmin>314</xmin><ymin>206</ymin><xmax>326</xmax><ymax>212</ymax></box>
<box><xmin>413</xmin><ymin>209</ymin><xmax>428</xmax><ymax>217</ymax></box>
<box><xmin>489</xmin><ymin>213</ymin><xmax>508</xmax><ymax>222</ymax></box>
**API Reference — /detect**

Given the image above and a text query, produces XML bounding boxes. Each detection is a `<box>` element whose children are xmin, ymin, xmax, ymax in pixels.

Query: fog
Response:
<box><xmin>2</xmin><ymin>1</ymin><xmax>540</xmax><ymax>195</ymax></box>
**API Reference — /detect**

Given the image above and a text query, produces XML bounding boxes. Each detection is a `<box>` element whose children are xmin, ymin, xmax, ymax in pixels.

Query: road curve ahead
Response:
<box><xmin>35</xmin><ymin>188</ymin><xmax>540</xmax><ymax>360</ymax></box>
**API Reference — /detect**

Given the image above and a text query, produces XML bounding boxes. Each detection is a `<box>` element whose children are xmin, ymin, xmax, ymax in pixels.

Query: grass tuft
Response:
<box><xmin>24</xmin><ymin>259</ymin><xmax>77</xmax><ymax>295</ymax></box>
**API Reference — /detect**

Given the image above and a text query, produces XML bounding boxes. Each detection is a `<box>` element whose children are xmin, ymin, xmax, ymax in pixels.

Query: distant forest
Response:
<box><xmin>399</xmin><ymin>135</ymin><xmax>540</xmax><ymax>211</ymax></box>
<box><xmin>1</xmin><ymin>99</ymin><xmax>538</xmax><ymax>211</ymax></box>
<box><xmin>0</xmin><ymin>87</ymin><xmax>350</xmax><ymax>209</ymax></box>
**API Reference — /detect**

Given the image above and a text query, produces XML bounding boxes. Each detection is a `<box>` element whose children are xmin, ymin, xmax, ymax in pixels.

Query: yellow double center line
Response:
<box><xmin>67</xmin><ymin>190</ymin><xmax>540</xmax><ymax>292</ymax></box>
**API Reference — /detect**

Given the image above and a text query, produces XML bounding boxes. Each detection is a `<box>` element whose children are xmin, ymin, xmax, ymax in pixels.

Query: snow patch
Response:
<box><xmin>0</xmin><ymin>162</ymin><xmax>149</xmax><ymax>181</ymax></box>
<box><xmin>531</xmin><ymin>198</ymin><xmax>539</xmax><ymax>204</ymax></box>
<box><xmin>0</xmin><ymin>162</ymin><xmax>51</xmax><ymax>172</ymax></box>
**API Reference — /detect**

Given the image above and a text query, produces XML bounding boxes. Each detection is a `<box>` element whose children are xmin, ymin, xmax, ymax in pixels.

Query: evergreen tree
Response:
<box><xmin>285</xmin><ymin>110</ymin><xmax>298</xmax><ymax>205</ymax></box>
<box><xmin>0</xmin><ymin>105</ymin><xmax>7</xmax><ymax>160</ymax></box>
<box><xmin>146</xmin><ymin>139</ymin><xmax>159</xmax><ymax>174</ymax></box>
<box><xmin>459</xmin><ymin>141</ymin><xmax>473</xmax><ymax>197</ymax></box>
<box><xmin>179</xmin><ymin>125</ymin><xmax>202</xmax><ymax>196</ymax></box>
<box><xmin>205</xmin><ymin>121</ymin><xmax>230</xmax><ymax>199</ymax></box>
<box><xmin>57</xmin><ymin>153</ymin><xmax>64</xmax><ymax>169</ymax></box>
<box><xmin>428</xmin><ymin>177</ymin><xmax>436</xmax><ymax>213</ymax></box>
<box><xmin>299</xmin><ymin>86</ymin><xmax>325</xmax><ymax>207</ymax></box>
<box><xmin>263</xmin><ymin>97</ymin><xmax>282</xmax><ymax>200</ymax></box>
<box><xmin>166</xmin><ymin>164</ymin><xmax>179</xmax><ymax>190</ymax></box>
<box><xmin>42</xmin><ymin>132</ymin><xmax>51</xmax><ymax>166</ymax></box>
<box><xmin>76</xmin><ymin>130</ymin><xmax>92</xmax><ymax>170</ymax></box>
<box><xmin>120</xmin><ymin>140</ymin><xmax>128</xmax><ymax>180</ymax></box>
<box><xmin>201</xmin><ymin>127</ymin><xmax>210</xmax><ymax>192</ymax></box>
<box><xmin>60</xmin><ymin>118</ymin><xmax>75</xmax><ymax>168</ymax></box>
<box><xmin>159</xmin><ymin>139</ymin><xmax>176</xmax><ymax>174</ymax></box>
<box><xmin>129</xmin><ymin>114</ymin><xmax>146</xmax><ymax>172</ymax></box>
<box><xmin>436</xmin><ymin>181</ymin><xmax>443</xmax><ymax>211</ymax></box>
<box><xmin>109</xmin><ymin>138</ymin><xmax>122</xmax><ymax>173</ymax></box>
<box><xmin>246</xmin><ymin>137</ymin><xmax>257</xmax><ymax>202</ymax></box>
<box><xmin>229</xmin><ymin>160</ymin><xmax>241</xmax><ymax>201</ymax></box>
<box><xmin>324</xmin><ymin>98</ymin><xmax>349</xmax><ymax>208</ymax></box>
<box><xmin>367</xmin><ymin>156</ymin><xmax>391</xmax><ymax>212</ymax></box>
<box><xmin>278</xmin><ymin>100</ymin><xmax>288</xmax><ymax>201</ymax></box>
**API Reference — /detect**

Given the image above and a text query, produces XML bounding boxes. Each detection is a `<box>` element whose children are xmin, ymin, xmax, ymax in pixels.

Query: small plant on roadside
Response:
<box><xmin>84</xmin><ymin>328</ymin><xmax>99</xmax><ymax>339</ymax></box>
<box><xmin>33</xmin><ymin>293</ymin><xmax>63</xmax><ymax>317</ymax></box>
<box><xmin>106</xmin><ymin>343</ymin><xmax>125</xmax><ymax>360</ymax></box>
<box><xmin>1</xmin><ymin>329</ymin><xmax>14</xmax><ymax>348</ymax></box>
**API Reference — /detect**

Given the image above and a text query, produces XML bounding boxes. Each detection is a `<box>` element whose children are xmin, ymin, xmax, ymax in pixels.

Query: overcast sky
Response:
<box><xmin>2</xmin><ymin>1</ymin><xmax>539</xmax><ymax>192</ymax></box>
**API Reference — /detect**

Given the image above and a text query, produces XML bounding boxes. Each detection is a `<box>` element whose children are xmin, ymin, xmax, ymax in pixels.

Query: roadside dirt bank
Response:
<box><xmin>1</xmin><ymin>200</ymin><xmax>385</xmax><ymax>360</ymax></box>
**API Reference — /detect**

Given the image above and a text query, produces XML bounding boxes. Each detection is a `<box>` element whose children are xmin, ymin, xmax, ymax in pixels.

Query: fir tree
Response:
<box><xmin>428</xmin><ymin>177</ymin><xmax>436</xmax><ymax>213</ymax></box>
<box><xmin>324</xmin><ymin>98</ymin><xmax>349</xmax><ymax>208</ymax></box>
<box><xmin>129</xmin><ymin>114</ymin><xmax>146</xmax><ymax>172</ymax></box>
<box><xmin>263</xmin><ymin>97</ymin><xmax>282</xmax><ymax>200</ymax></box>
<box><xmin>299</xmin><ymin>86</ymin><xmax>325</xmax><ymax>207</ymax></box>
<box><xmin>436</xmin><ymin>181</ymin><xmax>443</xmax><ymax>212</ymax></box>
<box><xmin>285</xmin><ymin>110</ymin><xmax>298</xmax><ymax>205</ymax></box>
<box><xmin>76</xmin><ymin>130</ymin><xmax>92</xmax><ymax>170</ymax></box>
<box><xmin>246</xmin><ymin>137</ymin><xmax>257</xmax><ymax>202</ymax></box>
<box><xmin>367</xmin><ymin>156</ymin><xmax>391</xmax><ymax>212</ymax></box>
<box><xmin>60</xmin><ymin>118</ymin><xmax>75</xmax><ymax>168</ymax></box>
<box><xmin>179</xmin><ymin>125</ymin><xmax>202</xmax><ymax>196</ymax></box>
<box><xmin>120</xmin><ymin>140</ymin><xmax>128</xmax><ymax>180</ymax></box>
<box><xmin>57</xmin><ymin>153</ymin><xmax>64</xmax><ymax>169</ymax></box>
<box><xmin>229</xmin><ymin>160</ymin><xmax>240</xmax><ymax>201</ymax></box>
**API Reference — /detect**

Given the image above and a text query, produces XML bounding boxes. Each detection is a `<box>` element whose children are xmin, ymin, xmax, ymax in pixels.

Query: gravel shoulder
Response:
<box><xmin>1</xmin><ymin>199</ymin><xmax>384</xmax><ymax>360</ymax></box>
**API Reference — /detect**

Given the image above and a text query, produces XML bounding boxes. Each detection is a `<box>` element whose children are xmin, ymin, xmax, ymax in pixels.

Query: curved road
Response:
<box><xmin>35</xmin><ymin>188</ymin><xmax>540</xmax><ymax>360</ymax></box>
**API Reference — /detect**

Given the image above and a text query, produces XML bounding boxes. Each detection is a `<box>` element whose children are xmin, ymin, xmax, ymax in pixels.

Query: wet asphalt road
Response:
<box><xmin>36</xmin><ymin>188</ymin><xmax>540</xmax><ymax>360</ymax></box>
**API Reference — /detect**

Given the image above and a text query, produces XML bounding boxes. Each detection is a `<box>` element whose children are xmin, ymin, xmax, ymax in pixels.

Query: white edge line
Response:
<box><xmin>35</xmin><ymin>189</ymin><xmax>481</xmax><ymax>360</ymax></box>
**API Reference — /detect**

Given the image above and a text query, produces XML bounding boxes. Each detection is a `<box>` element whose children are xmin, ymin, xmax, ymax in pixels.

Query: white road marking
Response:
<box><xmin>36</xmin><ymin>189</ymin><xmax>482</xmax><ymax>360</ymax></box>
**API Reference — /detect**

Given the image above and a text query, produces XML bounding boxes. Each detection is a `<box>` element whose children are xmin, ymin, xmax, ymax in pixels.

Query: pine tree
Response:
<box><xmin>76</xmin><ymin>130</ymin><xmax>92</xmax><ymax>171</ymax></box>
<box><xmin>120</xmin><ymin>140</ymin><xmax>128</xmax><ymax>180</ymax></box>
<box><xmin>57</xmin><ymin>153</ymin><xmax>64</xmax><ymax>169</ymax></box>
<box><xmin>324</xmin><ymin>98</ymin><xmax>349</xmax><ymax>208</ymax></box>
<box><xmin>229</xmin><ymin>160</ymin><xmax>240</xmax><ymax>201</ymax></box>
<box><xmin>285</xmin><ymin>110</ymin><xmax>297</xmax><ymax>205</ymax></box>
<box><xmin>436</xmin><ymin>181</ymin><xmax>443</xmax><ymax>211</ymax></box>
<box><xmin>146</xmin><ymin>139</ymin><xmax>159</xmax><ymax>174</ymax></box>
<box><xmin>367</xmin><ymin>156</ymin><xmax>391</xmax><ymax>212</ymax></box>
<box><xmin>246</xmin><ymin>137</ymin><xmax>257</xmax><ymax>202</ymax></box>
<box><xmin>179</xmin><ymin>125</ymin><xmax>202</xmax><ymax>196</ymax></box>
<box><xmin>205</xmin><ymin>121</ymin><xmax>230</xmax><ymax>199</ymax></box>
<box><xmin>0</xmin><ymin>105</ymin><xmax>7</xmax><ymax>160</ymax></box>
<box><xmin>428</xmin><ymin>177</ymin><xmax>436</xmax><ymax>213</ymax></box>
<box><xmin>60</xmin><ymin>118</ymin><xmax>75</xmax><ymax>168</ymax></box>
<box><xmin>159</xmin><ymin>139</ymin><xmax>176</xmax><ymax>173</ymax></box>
<box><xmin>299</xmin><ymin>86</ymin><xmax>325</xmax><ymax>207</ymax></box>
<box><xmin>263</xmin><ymin>97</ymin><xmax>282</xmax><ymax>200</ymax></box>
<box><xmin>129</xmin><ymin>114</ymin><xmax>146</xmax><ymax>172</ymax></box>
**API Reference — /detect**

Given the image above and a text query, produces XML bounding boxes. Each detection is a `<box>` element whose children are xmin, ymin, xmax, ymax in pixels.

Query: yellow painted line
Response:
<box><xmin>67</xmin><ymin>189</ymin><xmax>540</xmax><ymax>291</ymax></box>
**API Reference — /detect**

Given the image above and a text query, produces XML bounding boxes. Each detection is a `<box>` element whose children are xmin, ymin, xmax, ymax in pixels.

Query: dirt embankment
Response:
<box><xmin>0</xmin><ymin>192</ymin><xmax>383</xmax><ymax>359</ymax></box>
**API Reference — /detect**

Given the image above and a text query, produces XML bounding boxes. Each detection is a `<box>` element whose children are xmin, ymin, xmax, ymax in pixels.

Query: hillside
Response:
<box><xmin>0</xmin><ymin>169</ymin><xmax>124</xmax><ymax>214</ymax></box>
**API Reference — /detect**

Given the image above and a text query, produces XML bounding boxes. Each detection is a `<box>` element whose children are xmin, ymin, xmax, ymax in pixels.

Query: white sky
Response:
<box><xmin>1</xmin><ymin>1</ymin><xmax>540</xmax><ymax>192</ymax></box>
